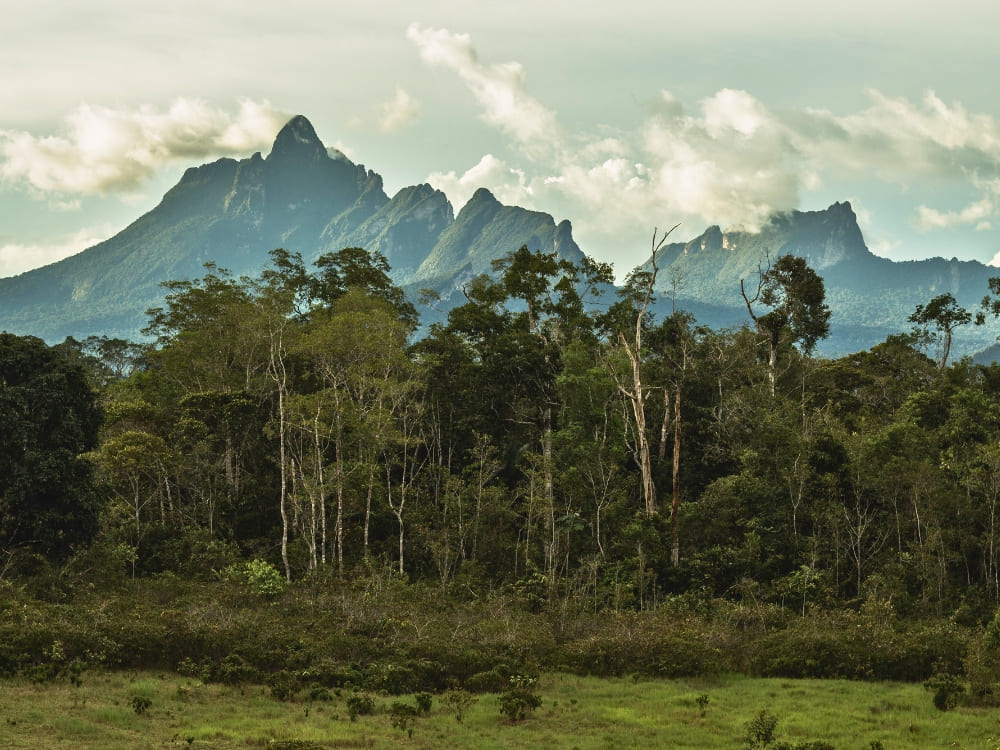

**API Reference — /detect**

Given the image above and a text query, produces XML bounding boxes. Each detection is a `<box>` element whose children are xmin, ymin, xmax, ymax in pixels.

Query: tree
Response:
<box><xmin>0</xmin><ymin>334</ymin><xmax>102</xmax><ymax>563</ymax></box>
<box><xmin>909</xmin><ymin>293</ymin><xmax>971</xmax><ymax>370</ymax></box>
<box><xmin>741</xmin><ymin>254</ymin><xmax>831</xmax><ymax>395</ymax></box>
<box><xmin>648</xmin><ymin>311</ymin><xmax>700</xmax><ymax>565</ymax></box>
<box><xmin>607</xmin><ymin>225</ymin><xmax>679</xmax><ymax>516</ymax></box>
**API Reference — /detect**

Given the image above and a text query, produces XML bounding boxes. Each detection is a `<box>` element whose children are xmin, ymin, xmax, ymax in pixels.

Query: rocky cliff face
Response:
<box><xmin>655</xmin><ymin>201</ymin><xmax>999</xmax><ymax>356</ymax></box>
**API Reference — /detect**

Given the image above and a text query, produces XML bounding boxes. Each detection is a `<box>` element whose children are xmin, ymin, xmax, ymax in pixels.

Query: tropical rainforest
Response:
<box><xmin>6</xmin><ymin>242</ymin><xmax>1000</xmax><ymax>713</ymax></box>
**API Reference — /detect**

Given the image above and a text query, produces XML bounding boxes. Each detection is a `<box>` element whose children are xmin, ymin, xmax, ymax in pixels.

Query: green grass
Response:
<box><xmin>3</xmin><ymin>671</ymin><xmax>1000</xmax><ymax>749</ymax></box>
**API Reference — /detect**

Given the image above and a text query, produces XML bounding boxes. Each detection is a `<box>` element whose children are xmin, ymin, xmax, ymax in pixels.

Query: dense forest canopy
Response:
<box><xmin>6</xmin><ymin>242</ymin><xmax>1000</xmax><ymax>629</ymax></box>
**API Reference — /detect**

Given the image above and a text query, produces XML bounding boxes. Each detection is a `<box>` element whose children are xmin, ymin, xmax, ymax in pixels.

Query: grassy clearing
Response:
<box><xmin>2</xmin><ymin>671</ymin><xmax>1000</xmax><ymax>749</ymax></box>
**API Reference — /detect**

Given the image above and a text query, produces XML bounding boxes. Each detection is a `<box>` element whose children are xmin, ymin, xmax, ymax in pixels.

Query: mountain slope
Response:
<box><xmin>656</xmin><ymin>202</ymin><xmax>1000</xmax><ymax>356</ymax></box>
<box><xmin>0</xmin><ymin>116</ymin><xmax>589</xmax><ymax>342</ymax></box>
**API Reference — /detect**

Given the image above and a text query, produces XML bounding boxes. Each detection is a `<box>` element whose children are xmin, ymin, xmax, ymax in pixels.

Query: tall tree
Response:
<box><xmin>909</xmin><ymin>293</ymin><xmax>971</xmax><ymax>370</ymax></box>
<box><xmin>607</xmin><ymin>226</ymin><xmax>678</xmax><ymax>517</ymax></box>
<box><xmin>742</xmin><ymin>254</ymin><xmax>831</xmax><ymax>395</ymax></box>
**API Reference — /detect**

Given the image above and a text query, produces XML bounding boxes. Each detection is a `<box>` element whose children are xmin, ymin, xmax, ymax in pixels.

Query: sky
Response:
<box><xmin>3</xmin><ymin>1</ymin><xmax>1000</xmax><ymax>280</ymax></box>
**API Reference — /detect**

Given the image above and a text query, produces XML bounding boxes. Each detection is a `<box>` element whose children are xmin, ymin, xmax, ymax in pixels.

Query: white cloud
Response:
<box><xmin>793</xmin><ymin>90</ymin><xmax>1000</xmax><ymax>185</ymax></box>
<box><xmin>427</xmin><ymin>154</ymin><xmax>532</xmax><ymax>210</ymax></box>
<box><xmin>0</xmin><ymin>225</ymin><xmax>112</xmax><ymax>278</ymax></box>
<box><xmin>406</xmin><ymin>23</ymin><xmax>558</xmax><ymax>152</ymax></box>
<box><xmin>0</xmin><ymin>98</ymin><xmax>288</xmax><ymax>196</ymax></box>
<box><xmin>917</xmin><ymin>198</ymin><xmax>994</xmax><ymax>230</ymax></box>
<box><xmin>378</xmin><ymin>87</ymin><xmax>421</xmax><ymax>133</ymax></box>
<box><xmin>407</xmin><ymin>28</ymin><xmax>1000</xmax><ymax>266</ymax></box>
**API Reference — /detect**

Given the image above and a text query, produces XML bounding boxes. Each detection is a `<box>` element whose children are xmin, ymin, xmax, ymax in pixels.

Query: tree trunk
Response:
<box><xmin>671</xmin><ymin>384</ymin><xmax>681</xmax><ymax>567</ymax></box>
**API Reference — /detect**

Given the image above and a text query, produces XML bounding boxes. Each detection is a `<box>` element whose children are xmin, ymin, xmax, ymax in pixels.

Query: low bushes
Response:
<box><xmin>0</xmin><ymin>575</ymin><xmax>984</xmax><ymax>693</ymax></box>
<box><xmin>746</xmin><ymin>612</ymin><xmax>966</xmax><ymax>681</ymax></box>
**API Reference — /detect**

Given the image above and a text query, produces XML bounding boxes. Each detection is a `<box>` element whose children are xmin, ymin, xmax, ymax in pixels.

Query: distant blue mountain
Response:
<box><xmin>1</xmin><ymin>115</ymin><xmax>997</xmax><ymax>359</ymax></box>
<box><xmin>0</xmin><ymin>116</ymin><xmax>583</xmax><ymax>342</ymax></box>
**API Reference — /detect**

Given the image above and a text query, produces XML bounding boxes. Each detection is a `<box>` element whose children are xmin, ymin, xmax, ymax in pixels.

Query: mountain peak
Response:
<box><xmin>268</xmin><ymin>115</ymin><xmax>327</xmax><ymax>162</ymax></box>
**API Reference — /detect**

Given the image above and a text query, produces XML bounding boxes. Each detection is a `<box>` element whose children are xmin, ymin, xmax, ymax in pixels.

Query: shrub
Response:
<box><xmin>308</xmin><ymin>683</ymin><xmax>332</xmax><ymax>702</ymax></box>
<box><xmin>362</xmin><ymin>662</ymin><xmax>417</xmax><ymax>694</ymax></box>
<box><xmin>744</xmin><ymin>709</ymin><xmax>778</xmax><ymax>749</ymax></box>
<box><xmin>130</xmin><ymin>696</ymin><xmax>152</xmax><ymax>716</ymax></box>
<box><xmin>223</xmin><ymin>559</ymin><xmax>285</xmax><ymax>596</ymax></box>
<box><xmin>345</xmin><ymin>692</ymin><xmax>375</xmax><ymax>721</ymax></box>
<box><xmin>466</xmin><ymin>669</ymin><xmax>508</xmax><ymax>693</ymax></box>
<box><xmin>389</xmin><ymin>701</ymin><xmax>418</xmax><ymax>734</ymax></box>
<box><xmin>924</xmin><ymin>671</ymin><xmax>965</xmax><ymax>711</ymax></box>
<box><xmin>267</xmin><ymin>670</ymin><xmax>299</xmax><ymax>701</ymax></box>
<box><xmin>219</xmin><ymin>653</ymin><xmax>259</xmax><ymax>685</ymax></box>
<box><xmin>696</xmin><ymin>693</ymin><xmax>710</xmax><ymax>717</ymax></box>
<box><xmin>414</xmin><ymin>692</ymin><xmax>433</xmax><ymax>714</ymax></box>
<box><xmin>498</xmin><ymin>688</ymin><xmax>542</xmax><ymax>722</ymax></box>
<box><xmin>443</xmin><ymin>689</ymin><xmax>477</xmax><ymax>722</ymax></box>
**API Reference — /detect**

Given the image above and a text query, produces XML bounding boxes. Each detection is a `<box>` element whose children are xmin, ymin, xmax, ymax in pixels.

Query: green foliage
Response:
<box><xmin>744</xmin><ymin>708</ymin><xmax>779</xmax><ymax>749</ymax></box>
<box><xmin>129</xmin><ymin>695</ymin><xmax>152</xmax><ymax>715</ymax></box>
<box><xmin>223</xmin><ymin>559</ymin><xmax>285</xmax><ymax>595</ymax></box>
<box><xmin>443</xmin><ymin>689</ymin><xmax>477</xmax><ymax>722</ymax></box>
<box><xmin>696</xmin><ymin>693</ymin><xmax>710</xmax><ymax>716</ymax></box>
<box><xmin>267</xmin><ymin>669</ymin><xmax>298</xmax><ymax>701</ymax></box>
<box><xmin>414</xmin><ymin>691</ymin><xmax>433</xmax><ymax>714</ymax></box>
<box><xmin>388</xmin><ymin>700</ymin><xmax>418</xmax><ymax>734</ymax></box>
<box><xmin>923</xmin><ymin>670</ymin><xmax>965</xmax><ymax>711</ymax></box>
<box><xmin>345</xmin><ymin>692</ymin><xmax>375</xmax><ymax>721</ymax></box>
<box><xmin>0</xmin><ymin>333</ymin><xmax>102</xmax><ymax>561</ymax></box>
<box><xmin>307</xmin><ymin>683</ymin><xmax>331</xmax><ymax>702</ymax></box>
<box><xmin>498</xmin><ymin>687</ymin><xmax>543</xmax><ymax>722</ymax></box>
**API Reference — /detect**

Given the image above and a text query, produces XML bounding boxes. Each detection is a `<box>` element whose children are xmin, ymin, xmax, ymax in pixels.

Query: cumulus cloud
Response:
<box><xmin>378</xmin><ymin>87</ymin><xmax>421</xmax><ymax>133</ymax></box>
<box><xmin>793</xmin><ymin>90</ymin><xmax>1000</xmax><ymax>182</ymax></box>
<box><xmin>427</xmin><ymin>154</ymin><xmax>532</xmax><ymax>210</ymax></box>
<box><xmin>917</xmin><ymin>198</ymin><xmax>994</xmax><ymax>230</ymax></box>
<box><xmin>406</xmin><ymin>23</ymin><xmax>558</xmax><ymax>152</ymax></box>
<box><xmin>407</xmin><ymin>27</ymin><xmax>1000</xmax><ymax>264</ymax></box>
<box><xmin>0</xmin><ymin>225</ymin><xmax>112</xmax><ymax>278</ymax></box>
<box><xmin>0</xmin><ymin>98</ymin><xmax>288</xmax><ymax>195</ymax></box>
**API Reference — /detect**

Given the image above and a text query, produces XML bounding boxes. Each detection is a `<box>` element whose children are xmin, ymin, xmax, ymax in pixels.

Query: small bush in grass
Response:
<box><xmin>268</xmin><ymin>670</ymin><xmax>299</xmax><ymax>701</ymax></box>
<box><xmin>744</xmin><ymin>708</ymin><xmax>778</xmax><ymax>749</ymax></box>
<box><xmin>130</xmin><ymin>695</ymin><xmax>152</xmax><ymax>715</ymax></box>
<box><xmin>923</xmin><ymin>671</ymin><xmax>965</xmax><ymax>711</ymax></box>
<box><xmin>308</xmin><ymin>683</ymin><xmax>332</xmax><ymax>702</ymax></box>
<box><xmin>389</xmin><ymin>701</ymin><xmax>418</xmax><ymax>736</ymax></box>
<box><xmin>498</xmin><ymin>688</ymin><xmax>542</xmax><ymax>722</ymax></box>
<box><xmin>696</xmin><ymin>693</ymin><xmax>709</xmax><ymax>716</ymax></box>
<box><xmin>414</xmin><ymin>692</ymin><xmax>432</xmax><ymax>714</ymax></box>
<box><xmin>345</xmin><ymin>692</ymin><xmax>375</xmax><ymax>721</ymax></box>
<box><xmin>443</xmin><ymin>689</ymin><xmax>477</xmax><ymax>722</ymax></box>
<box><xmin>466</xmin><ymin>669</ymin><xmax>507</xmax><ymax>693</ymax></box>
<box><xmin>362</xmin><ymin>662</ymin><xmax>417</xmax><ymax>694</ymax></box>
<box><xmin>219</xmin><ymin>653</ymin><xmax>259</xmax><ymax>685</ymax></box>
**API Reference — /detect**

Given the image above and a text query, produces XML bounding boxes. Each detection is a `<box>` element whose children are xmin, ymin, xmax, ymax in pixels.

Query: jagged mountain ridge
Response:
<box><xmin>0</xmin><ymin>115</ymin><xmax>584</xmax><ymax>341</ymax></box>
<box><xmin>654</xmin><ymin>202</ymin><xmax>1000</xmax><ymax>356</ymax></box>
<box><xmin>1</xmin><ymin>114</ymin><xmax>999</xmax><ymax>358</ymax></box>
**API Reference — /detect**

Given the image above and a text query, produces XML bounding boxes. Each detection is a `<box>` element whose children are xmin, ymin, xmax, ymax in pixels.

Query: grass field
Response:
<box><xmin>3</xmin><ymin>671</ymin><xmax>1000</xmax><ymax>749</ymax></box>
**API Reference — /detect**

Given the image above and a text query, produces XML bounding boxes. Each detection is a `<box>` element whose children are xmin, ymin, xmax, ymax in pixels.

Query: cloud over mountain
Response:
<box><xmin>407</xmin><ymin>26</ymin><xmax>1000</xmax><ymax>267</ymax></box>
<box><xmin>0</xmin><ymin>99</ymin><xmax>288</xmax><ymax>196</ymax></box>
